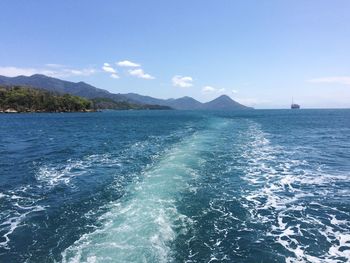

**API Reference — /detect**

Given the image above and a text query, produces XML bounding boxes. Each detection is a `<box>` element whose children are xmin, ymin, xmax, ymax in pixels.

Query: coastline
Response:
<box><xmin>0</xmin><ymin>108</ymin><xmax>98</xmax><ymax>114</ymax></box>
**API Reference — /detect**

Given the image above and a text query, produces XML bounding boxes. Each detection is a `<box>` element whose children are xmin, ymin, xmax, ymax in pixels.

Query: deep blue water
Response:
<box><xmin>0</xmin><ymin>110</ymin><xmax>350</xmax><ymax>263</ymax></box>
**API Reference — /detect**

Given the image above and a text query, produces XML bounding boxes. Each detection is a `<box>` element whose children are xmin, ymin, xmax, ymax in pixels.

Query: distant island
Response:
<box><xmin>0</xmin><ymin>74</ymin><xmax>252</xmax><ymax>111</ymax></box>
<box><xmin>0</xmin><ymin>86</ymin><xmax>172</xmax><ymax>113</ymax></box>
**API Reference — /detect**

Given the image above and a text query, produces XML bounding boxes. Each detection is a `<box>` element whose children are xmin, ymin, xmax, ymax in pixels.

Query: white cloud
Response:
<box><xmin>117</xmin><ymin>60</ymin><xmax>141</xmax><ymax>67</ymax></box>
<box><xmin>0</xmin><ymin>66</ymin><xmax>40</xmax><ymax>77</ymax></box>
<box><xmin>172</xmin><ymin>75</ymin><xmax>193</xmax><ymax>88</ymax></box>
<box><xmin>102</xmin><ymin>63</ymin><xmax>116</xmax><ymax>73</ymax></box>
<box><xmin>0</xmin><ymin>66</ymin><xmax>96</xmax><ymax>78</ymax></box>
<box><xmin>111</xmin><ymin>73</ymin><xmax>120</xmax><ymax>79</ymax></box>
<box><xmin>308</xmin><ymin>77</ymin><xmax>350</xmax><ymax>85</ymax></box>
<box><xmin>232</xmin><ymin>89</ymin><xmax>238</xmax><ymax>94</ymax></box>
<box><xmin>65</xmin><ymin>68</ymin><xmax>96</xmax><ymax>76</ymax></box>
<box><xmin>128</xmin><ymin>68</ymin><xmax>154</xmax><ymax>79</ymax></box>
<box><xmin>202</xmin><ymin>86</ymin><xmax>226</xmax><ymax>94</ymax></box>
<box><xmin>202</xmin><ymin>86</ymin><xmax>216</xmax><ymax>93</ymax></box>
<box><xmin>45</xmin><ymin>63</ymin><xmax>66</xmax><ymax>68</ymax></box>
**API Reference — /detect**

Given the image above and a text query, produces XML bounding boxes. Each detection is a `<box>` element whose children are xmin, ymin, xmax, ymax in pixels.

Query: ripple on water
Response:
<box><xmin>61</xmin><ymin>120</ymin><xmax>227</xmax><ymax>263</ymax></box>
<box><xmin>240</xmin><ymin>122</ymin><xmax>350</xmax><ymax>262</ymax></box>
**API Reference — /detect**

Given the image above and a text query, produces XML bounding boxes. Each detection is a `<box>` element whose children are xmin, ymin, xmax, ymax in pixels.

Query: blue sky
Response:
<box><xmin>0</xmin><ymin>0</ymin><xmax>349</xmax><ymax>108</ymax></box>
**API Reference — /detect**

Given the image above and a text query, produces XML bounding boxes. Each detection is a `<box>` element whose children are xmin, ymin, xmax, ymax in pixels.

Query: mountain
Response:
<box><xmin>122</xmin><ymin>94</ymin><xmax>251</xmax><ymax>110</ymax></box>
<box><xmin>91</xmin><ymin>97</ymin><xmax>171</xmax><ymax>110</ymax></box>
<box><xmin>121</xmin><ymin>94</ymin><xmax>252</xmax><ymax>110</ymax></box>
<box><xmin>122</xmin><ymin>93</ymin><xmax>166</xmax><ymax>105</ymax></box>
<box><xmin>0</xmin><ymin>85</ymin><xmax>93</xmax><ymax>112</ymax></box>
<box><xmin>165</xmin><ymin>96</ymin><xmax>204</xmax><ymax>110</ymax></box>
<box><xmin>0</xmin><ymin>74</ymin><xmax>252</xmax><ymax>110</ymax></box>
<box><xmin>0</xmin><ymin>74</ymin><xmax>128</xmax><ymax>102</ymax></box>
<box><xmin>202</xmin><ymin>95</ymin><xmax>250</xmax><ymax>110</ymax></box>
<box><xmin>123</xmin><ymin>93</ymin><xmax>204</xmax><ymax>110</ymax></box>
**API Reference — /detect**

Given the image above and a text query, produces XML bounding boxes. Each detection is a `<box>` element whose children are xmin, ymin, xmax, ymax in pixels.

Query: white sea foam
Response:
<box><xmin>35</xmin><ymin>153</ymin><xmax>121</xmax><ymax>188</ymax></box>
<box><xmin>61</xmin><ymin>123</ymin><xmax>222</xmax><ymax>263</ymax></box>
<box><xmin>239</xmin><ymin>121</ymin><xmax>350</xmax><ymax>262</ymax></box>
<box><xmin>0</xmin><ymin>205</ymin><xmax>45</xmax><ymax>249</ymax></box>
<box><xmin>34</xmin><ymin>135</ymin><xmax>176</xmax><ymax>189</ymax></box>
<box><xmin>0</xmin><ymin>184</ymin><xmax>49</xmax><ymax>250</ymax></box>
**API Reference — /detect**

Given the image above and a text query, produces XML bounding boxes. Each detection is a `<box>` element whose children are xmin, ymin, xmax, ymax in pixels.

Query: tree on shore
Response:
<box><xmin>0</xmin><ymin>86</ymin><xmax>92</xmax><ymax>112</ymax></box>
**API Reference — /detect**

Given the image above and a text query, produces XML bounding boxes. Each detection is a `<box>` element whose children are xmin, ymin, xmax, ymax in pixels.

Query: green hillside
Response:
<box><xmin>0</xmin><ymin>86</ymin><xmax>172</xmax><ymax>113</ymax></box>
<box><xmin>0</xmin><ymin>86</ymin><xmax>92</xmax><ymax>113</ymax></box>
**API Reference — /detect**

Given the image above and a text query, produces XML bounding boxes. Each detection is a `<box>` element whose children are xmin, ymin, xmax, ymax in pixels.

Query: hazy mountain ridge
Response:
<box><xmin>0</xmin><ymin>74</ymin><xmax>129</xmax><ymax>102</ymax></box>
<box><xmin>203</xmin><ymin>95</ymin><xmax>249</xmax><ymax>110</ymax></box>
<box><xmin>0</xmin><ymin>74</ymin><xmax>252</xmax><ymax>110</ymax></box>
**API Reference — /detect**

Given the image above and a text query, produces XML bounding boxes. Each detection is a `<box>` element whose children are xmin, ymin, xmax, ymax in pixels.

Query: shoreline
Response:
<box><xmin>0</xmin><ymin>109</ymin><xmax>97</xmax><ymax>114</ymax></box>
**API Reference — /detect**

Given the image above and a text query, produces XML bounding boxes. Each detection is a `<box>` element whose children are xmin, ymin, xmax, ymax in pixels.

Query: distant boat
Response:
<box><xmin>291</xmin><ymin>103</ymin><xmax>300</xmax><ymax>109</ymax></box>
<box><xmin>291</xmin><ymin>98</ymin><xmax>300</xmax><ymax>109</ymax></box>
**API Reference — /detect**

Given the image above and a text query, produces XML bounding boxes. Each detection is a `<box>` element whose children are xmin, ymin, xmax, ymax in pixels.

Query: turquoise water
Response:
<box><xmin>0</xmin><ymin>110</ymin><xmax>349</xmax><ymax>262</ymax></box>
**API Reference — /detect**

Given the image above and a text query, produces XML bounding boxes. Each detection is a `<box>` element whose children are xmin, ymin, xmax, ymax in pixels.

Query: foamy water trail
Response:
<box><xmin>240</xmin><ymin>121</ymin><xmax>350</xmax><ymax>262</ymax></box>
<box><xmin>61</xmin><ymin>119</ymin><xmax>225</xmax><ymax>263</ymax></box>
<box><xmin>0</xmin><ymin>135</ymin><xmax>174</xmax><ymax>254</ymax></box>
<box><xmin>2</xmin><ymin>111</ymin><xmax>349</xmax><ymax>262</ymax></box>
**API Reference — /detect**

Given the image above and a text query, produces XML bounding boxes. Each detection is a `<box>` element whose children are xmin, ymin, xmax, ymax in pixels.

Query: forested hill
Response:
<box><xmin>0</xmin><ymin>86</ymin><xmax>93</xmax><ymax>113</ymax></box>
<box><xmin>91</xmin><ymin>97</ymin><xmax>171</xmax><ymax>110</ymax></box>
<box><xmin>0</xmin><ymin>75</ymin><xmax>252</xmax><ymax>110</ymax></box>
<box><xmin>0</xmin><ymin>86</ymin><xmax>172</xmax><ymax>113</ymax></box>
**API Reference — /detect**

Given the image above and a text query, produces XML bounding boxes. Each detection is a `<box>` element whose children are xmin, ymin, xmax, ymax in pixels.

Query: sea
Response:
<box><xmin>0</xmin><ymin>109</ymin><xmax>349</xmax><ymax>263</ymax></box>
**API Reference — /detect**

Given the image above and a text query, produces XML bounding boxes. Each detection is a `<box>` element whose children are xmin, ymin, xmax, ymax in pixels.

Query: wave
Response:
<box><xmin>239</xmin><ymin>121</ymin><xmax>350</xmax><ymax>262</ymax></box>
<box><xmin>61</xmin><ymin>119</ymin><xmax>226</xmax><ymax>263</ymax></box>
<box><xmin>0</xmin><ymin>190</ymin><xmax>46</xmax><ymax>249</ymax></box>
<box><xmin>35</xmin><ymin>154</ymin><xmax>121</xmax><ymax>188</ymax></box>
<box><xmin>34</xmin><ymin>132</ymin><xmax>187</xmax><ymax>189</ymax></box>
<box><xmin>0</xmin><ymin>127</ymin><xmax>195</xmax><ymax>259</ymax></box>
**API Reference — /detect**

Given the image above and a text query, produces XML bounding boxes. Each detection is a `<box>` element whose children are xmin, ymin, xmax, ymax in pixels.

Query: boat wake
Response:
<box><xmin>2</xmin><ymin>113</ymin><xmax>349</xmax><ymax>263</ymax></box>
<box><xmin>61</xmin><ymin>119</ymin><xmax>227</xmax><ymax>263</ymax></box>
